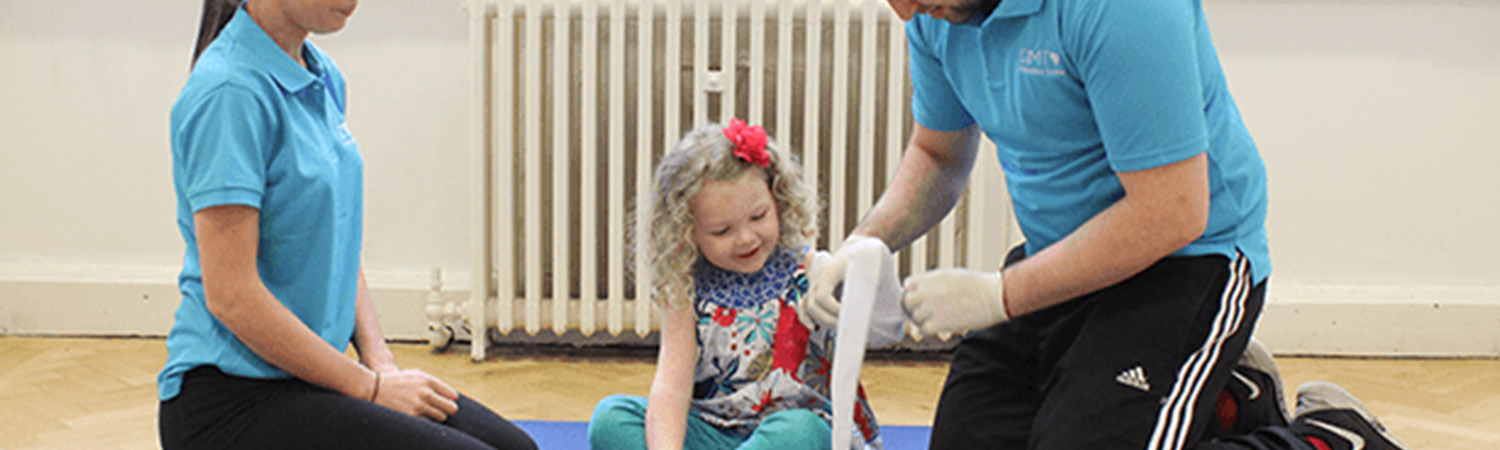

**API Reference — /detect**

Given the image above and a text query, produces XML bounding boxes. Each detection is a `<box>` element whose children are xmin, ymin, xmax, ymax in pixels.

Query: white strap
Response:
<box><xmin>831</xmin><ymin>239</ymin><xmax>906</xmax><ymax>450</ymax></box>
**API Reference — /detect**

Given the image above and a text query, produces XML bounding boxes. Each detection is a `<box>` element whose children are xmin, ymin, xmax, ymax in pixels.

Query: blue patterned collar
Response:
<box><xmin>694</xmin><ymin>247</ymin><xmax>802</xmax><ymax>309</ymax></box>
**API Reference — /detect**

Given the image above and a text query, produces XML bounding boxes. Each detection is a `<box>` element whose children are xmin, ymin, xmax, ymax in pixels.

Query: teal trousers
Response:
<box><xmin>588</xmin><ymin>394</ymin><xmax>832</xmax><ymax>450</ymax></box>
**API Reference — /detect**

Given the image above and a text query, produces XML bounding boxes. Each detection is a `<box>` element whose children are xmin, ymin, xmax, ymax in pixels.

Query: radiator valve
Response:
<box><xmin>425</xmin><ymin>267</ymin><xmax>456</xmax><ymax>351</ymax></box>
<box><xmin>704</xmin><ymin>68</ymin><xmax>726</xmax><ymax>94</ymax></box>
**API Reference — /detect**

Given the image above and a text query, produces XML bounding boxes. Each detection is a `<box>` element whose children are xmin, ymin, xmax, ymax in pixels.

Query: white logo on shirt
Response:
<box><xmin>1018</xmin><ymin>48</ymin><xmax>1067</xmax><ymax>77</ymax></box>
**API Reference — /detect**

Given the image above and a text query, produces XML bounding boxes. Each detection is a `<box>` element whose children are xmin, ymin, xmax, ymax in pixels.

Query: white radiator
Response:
<box><xmin>460</xmin><ymin>0</ymin><xmax>1008</xmax><ymax>360</ymax></box>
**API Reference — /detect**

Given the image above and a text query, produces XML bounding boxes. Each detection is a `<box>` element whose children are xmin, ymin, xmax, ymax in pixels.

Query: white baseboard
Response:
<box><xmin>1258</xmin><ymin>284</ymin><xmax>1500</xmax><ymax>357</ymax></box>
<box><xmin>3</xmin><ymin>265</ymin><xmax>1498</xmax><ymax>357</ymax></box>
<box><xmin>0</xmin><ymin>264</ymin><xmax>472</xmax><ymax>341</ymax></box>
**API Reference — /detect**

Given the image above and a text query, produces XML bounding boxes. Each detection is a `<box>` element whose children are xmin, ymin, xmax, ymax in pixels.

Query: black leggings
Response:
<box><xmin>159</xmin><ymin>366</ymin><xmax>537</xmax><ymax>450</ymax></box>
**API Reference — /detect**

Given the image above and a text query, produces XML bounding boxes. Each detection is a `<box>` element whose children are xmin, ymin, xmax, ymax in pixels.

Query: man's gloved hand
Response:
<box><xmin>902</xmin><ymin>268</ymin><xmax>1010</xmax><ymax>335</ymax></box>
<box><xmin>798</xmin><ymin>234</ymin><xmax>881</xmax><ymax>329</ymax></box>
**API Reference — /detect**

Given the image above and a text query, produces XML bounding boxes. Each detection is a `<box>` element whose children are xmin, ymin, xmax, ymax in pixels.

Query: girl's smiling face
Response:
<box><xmin>689</xmin><ymin>169</ymin><xmax>781</xmax><ymax>274</ymax></box>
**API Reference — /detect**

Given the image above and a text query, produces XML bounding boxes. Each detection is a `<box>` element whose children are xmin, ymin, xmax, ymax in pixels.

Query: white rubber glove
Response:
<box><xmin>902</xmin><ymin>268</ymin><xmax>1010</xmax><ymax>335</ymax></box>
<box><xmin>798</xmin><ymin>234</ymin><xmax>881</xmax><ymax>329</ymax></box>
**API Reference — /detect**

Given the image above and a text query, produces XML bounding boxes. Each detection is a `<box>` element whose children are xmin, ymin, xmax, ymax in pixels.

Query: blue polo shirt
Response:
<box><xmin>908</xmin><ymin>0</ymin><xmax>1270</xmax><ymax>282</ymax></box>
<box><xmin>160</xmin><ymin>7</ymin><xmax>364</xmax><ymax>400</ymax></box>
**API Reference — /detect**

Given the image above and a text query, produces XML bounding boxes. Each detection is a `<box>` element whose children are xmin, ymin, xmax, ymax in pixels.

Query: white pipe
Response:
<box><xmin>632</xmin><ymin>0</ymin><xmax>658</xmax><ymax>337</ymax></box>
<box><xmin>720</xmin><ymin>0</ymin><xmax>739</xmax><ymax>123</ymax></box>
<box><xmin>467</xmin><ymin>0</ymin><xmax>494</xmax><ymax>360</ymax></box>
<box><xmin>883</xmin><ymin>3</ymin><xmax>907</xmax><ymax>275</ymax></box>
<box><xmin>523</xmin><ymin>0</ymin><xmax>544</xmax><ymax>335</ymax></box>
<box><xmin>665</xmin><ymin>0</ymin><xmax>682</xmax><ymax>145</ymax></box>
<box><xmin>692</xmin><ymin>0</ymin><xmax>709</xmax><ymax>127</ymax></box>
<box><xmin>856</xmin><ymin>0</ymin><xmax>878</xmax><ymax>220</ymax></box>
<box><xmin>747</xmin><ymin>0</ymin><xmax>766</xmax><ymax>125</ymax></box>
<box><xmin>803</xmin><ymin>0</ymin><xmax>822</xmax><ymax>243</ymax></box>
<box><xmin>607</xmin><ymin>0</ymin><xmax>627</xmax><ymax>337</ymax></box>
<box><xmin>579</xmin><ymin>0</ymin><xmax>600</xmax><ymax>336</ymax></box>
<box><xmin>828</xmin><ymin>0</ymin><xmax>850</xmax><ymax>244</ymax></box>
<box><xmin>551</xmin><ymin>0</ymin><xmax>573</xmax><ymax>335</ymax></box>
<box><xmin>774</xmin><ymin>0</ymin><xmax>793</xmax><ymax>151</ymax></box>
<box><xmin>492</xmin><ymin>0</ymin><xmax>516</xmax><ymax>339</ymax></box>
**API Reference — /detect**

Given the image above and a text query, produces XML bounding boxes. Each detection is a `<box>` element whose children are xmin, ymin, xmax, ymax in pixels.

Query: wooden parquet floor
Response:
<box><xmin>1</xmin><ymin>336</ymin><xmax>1496</xmax><ymax>449</ymax></box>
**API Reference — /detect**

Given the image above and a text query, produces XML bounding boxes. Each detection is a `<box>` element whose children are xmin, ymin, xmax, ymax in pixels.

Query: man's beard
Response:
<box><xmin>945</xmin><ymin>0</ymin><xmax>1002</xmax><ymax>24</ymax></box>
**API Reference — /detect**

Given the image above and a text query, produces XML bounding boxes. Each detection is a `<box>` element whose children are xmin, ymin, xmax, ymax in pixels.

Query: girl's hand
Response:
<box><xmin>370</xmin><ymin>369</ymin><xmax>461</xmax><ymax>422</ymax></box>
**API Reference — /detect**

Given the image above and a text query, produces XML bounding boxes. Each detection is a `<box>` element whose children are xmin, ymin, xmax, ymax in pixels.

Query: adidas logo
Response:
<box><xmin>1116</xmin><ymin>366</ymin><xmax>1151</xmax><ymax>392</ymax></box>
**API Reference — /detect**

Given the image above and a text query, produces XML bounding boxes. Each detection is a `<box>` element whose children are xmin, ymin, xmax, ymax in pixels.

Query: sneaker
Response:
<box><xmin>1215</xmin><ymin>338</ymin><xmax>1290</xmax><ymax>434</ymax></box>
<box><xmin>1290</xmin><ymin>381</ymin><xmax>1410</xmax><ymax>450</ymax></box>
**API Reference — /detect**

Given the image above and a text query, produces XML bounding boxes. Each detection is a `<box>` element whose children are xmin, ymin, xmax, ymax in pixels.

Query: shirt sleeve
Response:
<box><xmin>173</xmin><ymin>84</ymin><xmax>275</xmax><ymax>213</ymax></box>
<box><xmin>1065</xmin><ymin>0</ymin><xmax>1210</xmax><ymax>173</ymax></box>
<box><xmin>906</xmin><ymin>18</ymin><xmax>976</xmax><ymax>132</ymax></box>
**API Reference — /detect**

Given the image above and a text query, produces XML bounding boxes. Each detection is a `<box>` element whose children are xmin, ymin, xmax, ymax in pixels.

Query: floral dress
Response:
<box><xmin>690</xmin><ymin>247</ymin><xmax>882</xmax><ymax>449</ymax></box>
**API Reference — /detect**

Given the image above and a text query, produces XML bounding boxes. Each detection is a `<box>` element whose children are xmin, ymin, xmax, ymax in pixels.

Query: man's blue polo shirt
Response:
<box><xmin>908</xmin><ymin>0</ymin><xmax>1270</xmax><ymax>282</ymax></box>
<box><xmin>160</xmin><ymin>7</ymin><xmax>364</xmax><ymax>400</ymax></box>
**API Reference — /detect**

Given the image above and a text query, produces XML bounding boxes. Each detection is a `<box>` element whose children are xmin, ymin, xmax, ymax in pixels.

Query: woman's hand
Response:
<box><xmin>364</xmin><ymin>360</ymin><xmax>400</xmax><ymax>375</ymax></box>
<box><xmin>370</xmin><ymin>369</ymin><xmax>461</xmax><ymax>422</ymax></box>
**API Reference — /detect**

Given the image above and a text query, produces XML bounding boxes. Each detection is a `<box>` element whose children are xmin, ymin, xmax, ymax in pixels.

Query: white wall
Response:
<box><xmin>2</xmin><ymin>0</ymin><xmax>1497</xmax><ymax>355</ymax></box>
<box><xmin>0</xmin><ymin>0</ymin><xmax>478</xmax><ymax>339</ymax></box>
<box><xmin>1202</xmin><ymin>0</ymin><xmax>1500</xmax><ymax>355</ymax></box>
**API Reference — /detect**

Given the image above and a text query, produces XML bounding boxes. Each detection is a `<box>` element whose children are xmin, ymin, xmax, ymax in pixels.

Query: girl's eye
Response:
<box><xmin>750</xmin><ymin>213</ymin><xmax>766</xmax><ymax>221</ymax></box>
<box><xmin>713</xmin><ymin>227</ymin><xmax>730</xmax><ymax>236</ymax></box>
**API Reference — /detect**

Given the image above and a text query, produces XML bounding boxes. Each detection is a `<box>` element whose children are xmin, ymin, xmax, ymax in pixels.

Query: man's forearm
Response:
<box><xmin>1001</xmin><ymin>153</ymin><xmax>1210</xmax><ymax>317</ymax></box>
<box><xmin>853</xmin><ymin>126</ymin><xmax>980</xmax><ymax>250</ymax></box>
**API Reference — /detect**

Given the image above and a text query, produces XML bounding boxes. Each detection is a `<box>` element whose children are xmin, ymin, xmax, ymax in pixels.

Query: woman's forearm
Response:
<box><xmin>196</xmin><ymin>205</ymin><xmax>376</xmax><ymax>400</ymax></box>
<box><xmin>351</xmin><ymin>269</ymin><xmax>396</xmax><ymax>372</ymax></box>
<box><xmin>208</xmin><ymin>280</ymin><xmax>376</xmax><ymax>399</ymax></box>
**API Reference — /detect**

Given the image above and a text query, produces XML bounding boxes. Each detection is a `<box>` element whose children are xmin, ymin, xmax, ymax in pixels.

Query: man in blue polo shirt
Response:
<box><xmin>799</xmin><ymin>1</ymin><xmax>1408</xmax><ymax>449</ymax></box>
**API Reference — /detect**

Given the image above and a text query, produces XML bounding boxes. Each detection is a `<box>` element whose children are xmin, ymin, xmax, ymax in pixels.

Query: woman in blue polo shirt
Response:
<box><xmin>159</xmin><ymin>1</ymin><xmax>536</xmax><ymax>449</ymax></box>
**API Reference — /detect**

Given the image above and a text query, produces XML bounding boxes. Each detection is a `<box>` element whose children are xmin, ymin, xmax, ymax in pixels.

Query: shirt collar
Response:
<box><xmin>979</xmin><ymin>0</ymin><xmax>1045</xmax><ymax>25</ymax></box>
<box><xmin>693</xmin><ymin>247</ymin><xmax>802</xmax><ymax>310</ymax></box>
<box><xmin>222</xmin><ymin>6</ymin><xmax>320</xmax><ymax>93</ymax></box>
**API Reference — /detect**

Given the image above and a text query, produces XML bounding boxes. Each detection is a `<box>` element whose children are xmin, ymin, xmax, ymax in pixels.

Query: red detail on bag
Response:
<box><xmin>1306</xmin><ymin>437</ymin><xmax>1332</xmax><ymax>450</ymax></box>
<box><xmin>1216</xmin><ymin>390</ymin><xmax>1238</xmax><ymax>430</ymax></box>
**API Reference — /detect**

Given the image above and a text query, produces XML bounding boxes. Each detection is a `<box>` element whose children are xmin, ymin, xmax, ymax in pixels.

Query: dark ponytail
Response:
<box><xmin>192</xmin><ymin>0</ymin><xmax>245</xmax><ymax>68</ymax></box>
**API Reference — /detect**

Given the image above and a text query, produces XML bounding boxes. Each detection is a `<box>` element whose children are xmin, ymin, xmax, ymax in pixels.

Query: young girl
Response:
<box><xmin>588</xmin><ymin>120</ymin><xmax>882</xmax><ymax>450</ymax></box>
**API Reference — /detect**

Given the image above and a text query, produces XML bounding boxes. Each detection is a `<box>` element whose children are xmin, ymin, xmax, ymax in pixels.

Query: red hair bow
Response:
<box><xmin>723</xmin><ymin>118</ymin><xmax>770</xmax><ymax>168</ymax></box>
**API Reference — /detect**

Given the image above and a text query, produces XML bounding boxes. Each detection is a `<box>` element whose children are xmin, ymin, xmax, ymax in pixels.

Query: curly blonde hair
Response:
<box><xmin>645</xmin><ymin>122</ymin><xmax>818</xmax><ymax>308</ymax></box>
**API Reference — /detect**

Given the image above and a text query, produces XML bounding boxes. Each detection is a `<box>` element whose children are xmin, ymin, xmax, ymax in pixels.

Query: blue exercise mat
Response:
<box><xmin>513</xmin><ymin>420</ymin><xmax>931</xmax><ymax>449</ymax></box>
